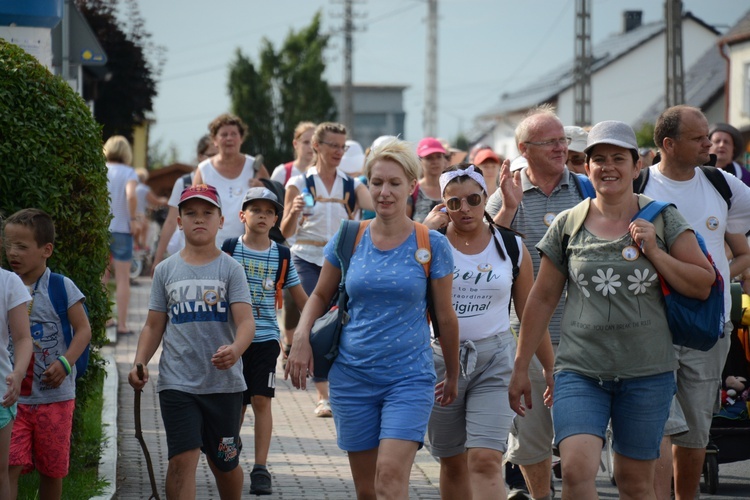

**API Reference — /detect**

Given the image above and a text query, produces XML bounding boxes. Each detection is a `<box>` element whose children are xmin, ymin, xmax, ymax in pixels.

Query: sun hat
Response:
<box><xmin>338</xmin><ymin>140</ymin><xmax>366</xmax><ymax>174</ymax></box>
<box><xmin>565</xmin><ymin>126</ymin><xmax>589</xmax><ymax>153</ymax></box>
<box><xmin>241</xmin><ymin>187</ymin><xmax>283</xmax><ymax>214</ymax></box>
<box><xmin>417</xmin><ymin>137</ymin><xmax>447</xmax><ymax>158</ymax></box>
<box><xmin>473</xmin><ymin>149</ymin><xmax>500</xmax><ymax>165</ymax></box>
<box><xmin>179</xmin><ymin>184</ymin><xmax>221</xmax><ymax>208</ymax></box>
<box><xmin>584</xmin><ymin>121</ymin><xmax>638</xmax><ymax>156</ymax></box>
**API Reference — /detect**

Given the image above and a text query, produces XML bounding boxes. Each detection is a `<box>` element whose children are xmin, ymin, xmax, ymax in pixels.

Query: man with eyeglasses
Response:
<box><xmin>485</xmin><ymin>105</ymin><xmax>586</xmax><ymax>500</ymax></box>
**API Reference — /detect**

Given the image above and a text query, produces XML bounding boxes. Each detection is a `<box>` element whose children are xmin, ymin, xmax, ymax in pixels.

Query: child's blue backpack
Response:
<box><xmin>632</xmin><ymin>200</ymin><xmax>725</xmax><ymax>351</ymax></box>
<box><xmin>48</xmin><ymin>273</ymin><xmax>90</xmax><ymax>379</ymax></box>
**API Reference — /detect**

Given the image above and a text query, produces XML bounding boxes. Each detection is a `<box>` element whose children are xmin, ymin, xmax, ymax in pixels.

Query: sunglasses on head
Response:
<box><xmin>445</xmin><ymin>193</ymin><xmax>483</xmax><ymax>211</ymax></box>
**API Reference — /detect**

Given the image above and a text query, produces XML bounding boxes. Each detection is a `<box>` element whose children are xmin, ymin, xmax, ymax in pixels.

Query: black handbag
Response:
<box><xmin>309</xmin><ymin>220</ymin><xmax>361</xmax><ymax>378</ymax></box>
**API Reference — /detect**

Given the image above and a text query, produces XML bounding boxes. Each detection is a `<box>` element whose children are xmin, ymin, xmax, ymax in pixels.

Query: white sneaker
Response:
<box><xmin>314</xmin><ymin>399</ymin><xmax>332</xmax><ymax>418</ymax></box>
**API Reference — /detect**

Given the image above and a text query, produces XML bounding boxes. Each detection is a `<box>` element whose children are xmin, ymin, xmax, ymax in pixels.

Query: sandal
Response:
<box><xmin>314</xmin><ymin>399</ymin><xmax>332</xmax><ymax>418</ymax></box>
<box><xmin>249</xmin><ymin>466</ymin><xmax>272</xmax><ymax>495</ymax></box>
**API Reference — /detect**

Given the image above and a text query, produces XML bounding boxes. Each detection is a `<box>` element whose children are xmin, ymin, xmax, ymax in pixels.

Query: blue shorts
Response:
<box><xmin>552</xmin><ymin>370</ymin><xmax>675</xmax><ymax>460</ymax></box>
<box><xmin>0</xmin><ymin>404</ymin><xmax>16</xmax><ymax>430</ymax></box>
<box><xmin>109</xmin><ymin>232</ymin><xmax>133</xmax><ymax>262</ymax></box>
<box><xmin>329</xmin><ymin>363</ymin><xmax>435</xmax><ymax>452</ymax></box>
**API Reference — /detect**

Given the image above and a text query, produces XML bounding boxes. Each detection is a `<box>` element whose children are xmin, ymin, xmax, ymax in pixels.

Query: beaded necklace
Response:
<box><xmin>241</xmin><ymin>242</ymin><xmax>274</xmax><ymax>319</ymax></box>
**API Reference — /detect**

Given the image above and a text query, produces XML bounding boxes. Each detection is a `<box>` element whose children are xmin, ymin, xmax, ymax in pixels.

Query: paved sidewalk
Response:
<box><xmin>106</xmin><ymin>276</ymin><xmax>441</xmax><ymax>499</ymax></box>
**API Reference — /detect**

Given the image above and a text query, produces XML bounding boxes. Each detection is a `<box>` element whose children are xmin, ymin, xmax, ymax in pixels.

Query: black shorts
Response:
<box><xmin>242</xmin><ymin>340</ymin><xmax>281</xmax><ymax>405</ymax></box>
<box><xmin>159</xmin><ymin>390</ymin><xmax>243</xmax><ymax>472</ymax></box>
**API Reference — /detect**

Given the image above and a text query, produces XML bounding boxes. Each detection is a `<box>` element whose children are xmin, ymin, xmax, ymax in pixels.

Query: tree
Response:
<box><xmin>229</xmin><ymin>11</ymin><xmax>337</xmax><ymax>167</ymax></box>
<box><xmin>0</xmin><ymin>38</ymin><xmax>111</xmax><ymax>470</ymax></box>
<box><xmin>635</xmin><ymin>122</ymin><xmax>656</xmax><ymax>148</ymax></box>
<box><xmin>228</xmin><ymin>49</ymin><xmax>275</xmax><ymax>162</ymax></box>
<box><xmin>76</xmin><ymin>0</ymin><xmax>161</xmax><ymax>141</ymax></box>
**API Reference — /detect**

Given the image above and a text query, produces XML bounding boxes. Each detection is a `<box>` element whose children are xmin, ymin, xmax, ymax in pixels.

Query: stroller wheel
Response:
<box><xmin>702</xmin><ymin>450</ymin><xmax>719</xmax><ymax>494</ymax></box>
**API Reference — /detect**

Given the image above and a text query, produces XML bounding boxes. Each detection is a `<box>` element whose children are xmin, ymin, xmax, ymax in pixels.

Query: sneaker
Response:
<box><xmin>507</xmin><ymin>487</ymin><xmax>531</xmax><ymax>500</ymax></box>
<box><xmin>249</xmin><ymin>467</ymin><xmax>272</xmax><ymax>495</ymax></box>
<box><xmin>314</xmin><ymin>399</ymin><xmax>333</xmax><ymax>418</ymax></box>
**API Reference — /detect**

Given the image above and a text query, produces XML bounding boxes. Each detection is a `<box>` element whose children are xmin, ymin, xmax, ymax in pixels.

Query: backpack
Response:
<box><xmin>633</xmin><ymin>166</ymin><xmax>732</xmax><ymax>209</ymax></box>
<box><xmin>221</xmin><ymin>238</ymin><xmax>292</xmax><ymax>309</ymax></box>
<box><xmin>283</xmin><ymin>161</ymin><xmax>295</xmax><ymax>185</ymax></box>
<box><xmin>48</xmin><ymin>273</ymin><xmax>90</xmax><ymax>380</ymax></box>
<box><xmin>305</xmin><ymin>173</ymin><xmax>357</xmax><ymax>219</ymax></box>
<box><xmin>632</xmin><ymin>199</ymin><xmax>725</xmax><ymax>351</ymax></box>
<box><xmin>561</xmin><ymin>196</ymin><xmax>724</xmax><ymax>351</ymax></box>
<box><xmin>571</xmin><ymin>172</ymin><xmax>596</xmax><ymax>199</ymax></box>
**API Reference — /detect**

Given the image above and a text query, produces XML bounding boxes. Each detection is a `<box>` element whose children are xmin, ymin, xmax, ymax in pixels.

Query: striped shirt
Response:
<box><xmin>485</xmin><ymin>167</ymin><xmax>585</xmax><ymax>343</ymax></box>
<box><xmin>229</xmin><ymin>239</ymin><xmax>301</xmax><ymax>343</ymax></box>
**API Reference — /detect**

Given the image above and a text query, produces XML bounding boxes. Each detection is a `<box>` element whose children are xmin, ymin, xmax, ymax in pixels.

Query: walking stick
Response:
<box><xmin>135</xmin><ymin>363</ymin><xmax>161</xmax><ymax>500</ymax></box>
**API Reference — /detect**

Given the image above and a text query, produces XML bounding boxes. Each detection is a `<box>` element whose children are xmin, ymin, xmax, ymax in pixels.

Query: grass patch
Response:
<box><xmin>17</xmin><ymin>366</ymin><xmax>108</xmax><ymax>499</ymax></box>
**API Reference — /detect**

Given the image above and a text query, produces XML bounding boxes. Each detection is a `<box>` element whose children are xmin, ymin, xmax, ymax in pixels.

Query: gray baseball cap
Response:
<box><xmin>242</xmin><ymin>187</ymin><xmax>283</xmax><ymax>214</ymax></box>
<box><xmin>584</xmin><ymin>121</ymin><xmax>638</xmax><ymax>157</ymax></box>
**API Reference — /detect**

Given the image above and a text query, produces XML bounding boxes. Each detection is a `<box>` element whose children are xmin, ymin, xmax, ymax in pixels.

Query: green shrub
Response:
<box><xmin>0</xmin><ymin>39</ymin><xmax>110</xmax><ymax>466</ymax></box>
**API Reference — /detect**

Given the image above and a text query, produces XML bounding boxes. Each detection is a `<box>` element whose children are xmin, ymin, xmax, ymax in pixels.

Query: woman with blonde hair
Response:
<box><xmin>286</xmin><ymin>138</ymin><xmax>459</xmax><ymax>498</ymax></box>
<box><xmin>103</xmin><ymin>135</ymin><xmax>139</xmax><ymax>335</ymax></box>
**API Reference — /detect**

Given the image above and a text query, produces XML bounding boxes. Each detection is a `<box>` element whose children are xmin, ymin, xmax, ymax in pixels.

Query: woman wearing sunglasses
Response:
<box><xmin>423</xmin><ymin>164</ymin><xmax>546</xmax><ymax>499</ymax></box>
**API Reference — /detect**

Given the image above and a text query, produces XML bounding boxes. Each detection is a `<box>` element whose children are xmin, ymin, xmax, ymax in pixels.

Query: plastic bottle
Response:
<box><xmin>301</xmin><ymin>188</ymin><xmax>315</xmax><ymax>216</ymax></box>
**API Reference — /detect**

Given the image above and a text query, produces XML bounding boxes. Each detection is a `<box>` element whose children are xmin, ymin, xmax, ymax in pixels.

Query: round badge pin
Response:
<box><xmin>706</xmin><ymin>216</ymin><xmax>719</xmax><ymax>231</ymax></box>
<box><xmin>477</xmin><ymin>263</ymin><xmax>493</xmax><ymax>272</ymax></box>
<box><xmin>203</xmin><ymin>290</ymin><xmax>219</xmax><ymax>306</ymax></box>
<box><xmin>622</xmin><ymin>245</ymin><xmax>640</xmax><ymax>261</ymax></box>
<box><xmin>543</xmin><ymin>213</ymin><xmax>556</xmax><ymax>226</ymax></box>
<box><xmin>415</xmin><ymin>248</ymin><xmax>432</xmax><ymax>265</ymax></box>
<box><xmin>262</xmin><ymin>277</ymin><xmax>275</xmax><ymax>290</ymax></box>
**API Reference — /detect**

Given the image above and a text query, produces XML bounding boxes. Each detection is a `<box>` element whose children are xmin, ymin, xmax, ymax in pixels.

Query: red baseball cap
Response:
<box><xmin>417</xmin><ymin>137</ymin><xmax>447</xmax><ymax>158</ymax></box>
<box><xmin>179</xmin><ymin>184</ymin><xmax>222</xmax><ymax>209</ymax></box>
<box><xmin>474</xmin><ymin>149</ymin><xmax>500</xmax><ymax>165</ymax></box>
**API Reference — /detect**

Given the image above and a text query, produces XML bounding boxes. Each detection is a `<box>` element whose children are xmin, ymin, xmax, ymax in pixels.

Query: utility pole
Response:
<box><xmin>424</xmin><ymin>0</ymin><xmax>438</xmax><ymax>137</ymax></box>
<box><xmin>665</xmin><ymin>0</ymin><xmax>684</xmax><ymax>107</ymax></box>
<box><xmin>331</xmin><ymin>0</ymin><xmax>363</xmax><ymax>137</ymax></box>
<box><xmin>342</xmin><ymin>0</ymin><xmax>354</xmax><ymax>136</ymax></box>
<box><xmin>573</xmin><ymin>0</ymin><xmax>592</xmax><ymax>126</ymax></box>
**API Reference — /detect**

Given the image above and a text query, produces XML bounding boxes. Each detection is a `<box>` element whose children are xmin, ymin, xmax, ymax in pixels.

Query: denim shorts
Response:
<box><xmin>329</xmin><ymin>363</ymin><xmax>435</xmax><ymax>452</ymax></box>
<box><xmin>109</xmin><ymin>232</ymin><xmax>133</xmax><ymax>262</ymax></box>
<box><xmin>552</xmin><ymin>370</ymin><xmax>675</xmax><ymax>460</ymax></box>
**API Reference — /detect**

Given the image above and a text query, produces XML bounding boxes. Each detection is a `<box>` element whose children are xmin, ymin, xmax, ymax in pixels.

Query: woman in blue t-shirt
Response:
<box><xmin>285</xmin><ymin>138</ymin><xmax>459</xmax><ymax>499</ymax></box>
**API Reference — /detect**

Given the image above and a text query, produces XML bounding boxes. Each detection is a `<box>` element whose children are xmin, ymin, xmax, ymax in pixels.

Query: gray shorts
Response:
<box><xmin>506</xmin><ymin>354</ymin><xmax>554</xmax><ymax>465</ymax></box>
<box><xmin>428</xmin><ymin>332</ymin><xmax>515</xmax><ymax>457</ymax></box>
<box><xmin>665</xmin><ymin>323</ymin><xmax>732</xmax><ymax>448</ymax></box>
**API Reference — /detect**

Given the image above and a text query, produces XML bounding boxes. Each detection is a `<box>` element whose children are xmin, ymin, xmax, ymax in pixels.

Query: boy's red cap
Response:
<box><xmin>179</xmin><ymin>184</ymin><xmax>221</xmax><ymax>208</ymax></box>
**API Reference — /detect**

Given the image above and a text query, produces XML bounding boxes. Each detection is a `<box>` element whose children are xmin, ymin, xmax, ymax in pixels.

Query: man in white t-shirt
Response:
<box><xmin>644</xmin><ymin>105</ymin><xmax>750</xmax><ymax>500</ymax></box>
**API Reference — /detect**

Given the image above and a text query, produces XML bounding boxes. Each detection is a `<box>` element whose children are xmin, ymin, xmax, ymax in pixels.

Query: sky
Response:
<box><xmin>135</xmin><ymin>0</ymin><xmax>750</xmax><ymax>164</ymax></box>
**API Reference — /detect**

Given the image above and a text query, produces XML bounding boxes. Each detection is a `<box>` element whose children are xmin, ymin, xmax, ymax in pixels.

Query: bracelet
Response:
<box><xmin>58</xmin><ymin>355</ymin><xmax>72</xmax><ymax>376</ymax></box>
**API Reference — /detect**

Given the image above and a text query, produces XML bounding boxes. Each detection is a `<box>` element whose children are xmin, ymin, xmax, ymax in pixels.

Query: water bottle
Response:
<box><xmin>301</xmin><ymin>188</ymin><xmax>315</xmax><ymax>216</ymax></box>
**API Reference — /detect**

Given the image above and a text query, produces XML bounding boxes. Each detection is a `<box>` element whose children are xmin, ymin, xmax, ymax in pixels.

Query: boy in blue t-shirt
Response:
<box><xmin>3</xmin><ymin>208</ymin><xmax>91</xmax><ymax>499</ymax></box>
<box><xmin>224</xmin><ymin>187</ymin><xmax>307</xmax><ymax>495</ymax></box>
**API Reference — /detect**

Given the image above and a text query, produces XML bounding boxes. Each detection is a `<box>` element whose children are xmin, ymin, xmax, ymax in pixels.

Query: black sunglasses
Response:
<box><xmin>445</xmin><ymin>193</ymin><xmax>483</xmax><ymax>211</ymax></box>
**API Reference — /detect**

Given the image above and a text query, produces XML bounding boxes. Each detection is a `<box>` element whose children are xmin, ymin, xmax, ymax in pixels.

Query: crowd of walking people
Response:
<box><xmin>3</xmin><ymin>103</ymin><xmax>750</xmax><ymax>500</ymax></box>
